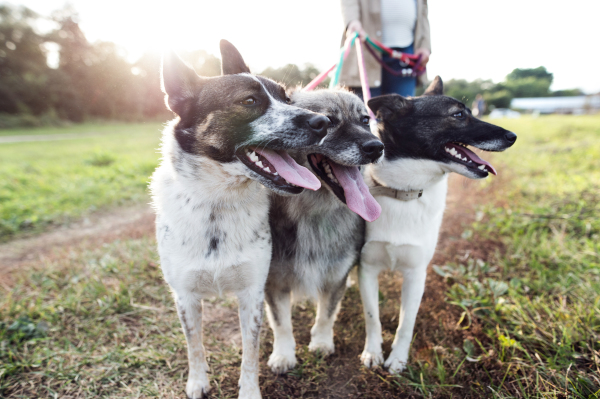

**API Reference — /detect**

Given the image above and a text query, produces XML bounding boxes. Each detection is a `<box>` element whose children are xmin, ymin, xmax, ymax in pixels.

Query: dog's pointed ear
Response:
<box><xmin>161</xmin><ymin>51</ymin><xmax>203</xmax><ymax>116</ymax></box>
<box><xmin>368</xmin><ymin>94</ymin><xmax>412</xmax><ymax>118</ymax></box>
<box><xmin>220</xmin><ymin>39</ymin><xmax>250</xmax><ymax>75</ymax></box>
<box><xmin>423</xmin><ymin>76</ymin><xmax>444</xmax><ymax>96</ymax></box>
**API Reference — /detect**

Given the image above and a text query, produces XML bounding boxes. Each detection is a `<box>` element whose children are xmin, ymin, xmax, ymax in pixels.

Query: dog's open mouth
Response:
<box><xmin>237</xmin><ymin>147</ymin><xmax>321</xmax><ymax>192</ymax></box>
<box><xmin>443</xmin><ymin>143</ymin><xmax>497</xmax><ymax>175</ymax></box>
<box><xmin>308</xmin><ymin>154</ymin><xmax>381</xmax><ymax>222</ymax></box>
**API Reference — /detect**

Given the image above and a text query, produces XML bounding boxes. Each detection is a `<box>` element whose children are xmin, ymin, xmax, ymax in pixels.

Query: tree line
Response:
<box><xmin>1</xmin><ymin>5</ymin><xmax>584</xmax><ymax>127</ymax></box>
<box><xmin>441</xmin><ymin>66</ymin><xmax>584</xmax><ymax>111</ymax></box>
<box><xmin>0</xmin><ymin>5</ymin><xmax>324</xmax><ymax>128</ymax></box>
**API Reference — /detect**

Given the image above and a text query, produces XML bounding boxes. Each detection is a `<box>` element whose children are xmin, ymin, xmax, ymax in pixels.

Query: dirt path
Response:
<box><xmin>0</xmin><ymin>204</ymin><xmax>155</xmax><ymax>273</ymax></box>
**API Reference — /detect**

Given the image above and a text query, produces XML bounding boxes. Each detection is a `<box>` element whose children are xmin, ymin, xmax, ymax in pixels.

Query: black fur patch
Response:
<box><xmin>368</xmin><ymin>78</ymin><xmax>515</xmax><ymax>164</ymax></box>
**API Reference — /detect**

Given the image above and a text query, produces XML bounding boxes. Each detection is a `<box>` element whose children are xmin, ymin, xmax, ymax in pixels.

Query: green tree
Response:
<box><xmin>444</xmin><ymin>78</ymin><xmax>494</xmax><ymax>105</ymax></box>
<box><xmin>0</xmin><ymin>5</ymin><xmax>52</xmax><ymax>115</ymax></box>
<box><xmin>260</xmin><ymin>63</ymin><xmax>325</xmax><ymax>89</ymax></box>
<box><xmin>504</xmin><ymin>66</ymin><xmax>553</xmax><ymax>98</ymax></box>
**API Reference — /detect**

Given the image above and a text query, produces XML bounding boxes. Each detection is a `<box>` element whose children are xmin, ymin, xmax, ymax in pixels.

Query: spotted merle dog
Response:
<box><xmin>150</xmin><ymin>40</ymin><xmax>329</xmax><ymax>399</ymax></box>
<box><xmin>264</xmin><ymin>88</ymin><xmax>384</xmax><ymax>374</ymax></box>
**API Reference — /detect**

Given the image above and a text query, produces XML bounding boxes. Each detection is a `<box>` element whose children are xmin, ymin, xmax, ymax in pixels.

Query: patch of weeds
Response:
<box><xmin>85</xmin><ymin>150</ymin><xmax>116</xmax><ymax>167</ymax></box>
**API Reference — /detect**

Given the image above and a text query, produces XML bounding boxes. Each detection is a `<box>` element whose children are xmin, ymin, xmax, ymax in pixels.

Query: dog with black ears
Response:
<box><xmin>264</xmin><ymin>88</ymin><xmax>384</xmax><ymax>374</ymax></box>
<box><xmin>150</xmin><ymin>40</ymin><xmax>330</xmax><ymax>399</ymax></box>
<box><xmin>358</xmin><ymin>76</ymin><xmax>517</xmax><ymax>373</ymax></box>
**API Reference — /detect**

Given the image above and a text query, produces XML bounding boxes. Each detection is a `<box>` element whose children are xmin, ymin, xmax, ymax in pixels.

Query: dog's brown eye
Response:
<box><xmin>362</xmin><ymin>116</ymin><xmax>370</xmax><ymax>125</ymax></box>
<box><xmin>241</xmin><ymin>97</ymin><xmax>256</xmax><ymax>106</ymax></box>
<box><xmin>453</xmin><ymin>112</ymin><xmax>464</xmax><ymax>119</ymax></box>
<box><xmin>285</xmin><ymin>97</ymin><xmax>291</xmax><ymax>104</ymax></box>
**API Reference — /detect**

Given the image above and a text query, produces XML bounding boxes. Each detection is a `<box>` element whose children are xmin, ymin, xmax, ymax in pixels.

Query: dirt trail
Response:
<box><xmin>0</xmin><ymin>204</ymin><xmax>155</xmax><ymax>273</ymax></box>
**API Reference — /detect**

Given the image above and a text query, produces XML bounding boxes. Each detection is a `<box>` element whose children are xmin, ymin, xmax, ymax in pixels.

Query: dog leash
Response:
<box><xmin>355</xmin><ymin>39</ymin><xmax>375</xmax><ymax>119</ymax></box>
<box><xmin>303</xmin><ymin>32</ymin><xmax>376</xmax><ymax>119</ymax></box>
<box><xmin>304</xmin><ymin>34</ymin><xmax>425</xmax><ymax>90</ymax></box>
<box><xmin>365</xmin><ymin>37</ymin><xmax>426</xmax><ymax>77</ymax></box>
<box><xmin>303</xmin><ymin>32</ymin><xmax>358</xmax><ymax>92</ymax></box>
<box><xmin>363</xmin><ymin>41</ymin><xmax>422</xmax><ymax>78</ymax></box>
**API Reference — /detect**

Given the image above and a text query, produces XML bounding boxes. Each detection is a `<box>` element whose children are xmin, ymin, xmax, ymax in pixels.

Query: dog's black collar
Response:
<box><xmin>369</xmin><ymin>175</ymin><xmax>423</xmax><ymax>201</ymax></box>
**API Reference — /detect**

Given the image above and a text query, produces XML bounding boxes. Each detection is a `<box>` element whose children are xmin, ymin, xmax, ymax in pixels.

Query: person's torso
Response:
<box><xmin>380</xmin><ymin>0</ymin><xmax>417</xmax><ymax>48</ymax></box>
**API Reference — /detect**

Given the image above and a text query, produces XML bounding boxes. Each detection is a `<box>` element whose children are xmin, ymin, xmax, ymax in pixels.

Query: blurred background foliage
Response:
<box><xmin>2</xmin><ymin>4</ymin><xmax>585</xmax><ymax>128</ymax></box>
<box><xmin>0</xmin><ymin>4</ymin><xmax>326</xmax><ymax>128</ymax></box>
<box><xmin>438</xmin><ymin>66</ymin><xmax>584</xmax><ymax>110</ymax></box>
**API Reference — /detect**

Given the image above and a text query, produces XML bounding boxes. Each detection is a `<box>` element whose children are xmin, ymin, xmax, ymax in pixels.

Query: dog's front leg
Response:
<box><xmin>236</xmin><ymin>285</ymin><xmax>264</xmax><ymax>399</ymax></box>
<box><xmin>308</xmin><ymin>278</ymin><xmax>346</xmax><ymax>356</ymax></box>
<box><xmin>265</xmin><ymin>288</ymin><xmax>297</xmax><ymax>374</ymax></box>
<box><xmin>385</xmin><ymin>266</ymin><xmax>427</xmax><ymax>374</ymax></box>
<box><xmin>175</xmin><ymin>293</ymin><xmax>210</xmax><ymax>399</ymax></box>
<box><xmin>358</xmin><ymin>263</ymin><xmax>384</xmax><ymax>368</ymax></box>
<box><xmin>358</xmin><ymin>241</ymin><xmax>391</xmax><ymax>368</ymax></box>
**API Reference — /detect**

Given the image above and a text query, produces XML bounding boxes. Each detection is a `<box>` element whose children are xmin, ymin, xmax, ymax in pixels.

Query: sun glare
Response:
<box><xmin>63</xmin><ymin>0</ymin><xmax>343</xmax><ymax>72</ymax></box>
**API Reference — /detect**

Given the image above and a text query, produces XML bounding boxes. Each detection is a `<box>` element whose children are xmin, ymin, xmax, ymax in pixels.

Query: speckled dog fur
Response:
<box><xmin>264</xmin><ymin>89</ymin><xmax>384</xmax><ymax>373</ymax></box>
<box><xmin>150</xmin><ymin>41</ymin><xmax>328</xmax><ymax>399</ymax></box>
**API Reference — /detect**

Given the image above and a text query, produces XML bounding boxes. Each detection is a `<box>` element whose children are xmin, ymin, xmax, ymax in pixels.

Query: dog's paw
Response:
<box><xmin>308</xmin><ymin>339</ymin><xmax>335</xmax><ymax>356</ymax></box>
<box><xmin>186</xmin><ymin>378</ymin><xmax>210</xmax><ymax>399</ymax></box>
<box><xmin>268</xmin><ymin>352</ymin><xmax>297</xmax><ymax>374</ymax></box>
<box><xmin>384</xmin><ymin>355</ymin><xmax>408</xmax><ymax>374</ymax></box>
<box><xmin>360</xmin><ymin>350</ymin><xmax>384</xmax><ymax>368</ymax></box>
<box><xmin>238</xmin><ymin>384</ymin><xmax>262</xmax><ymax>399</ymax></box>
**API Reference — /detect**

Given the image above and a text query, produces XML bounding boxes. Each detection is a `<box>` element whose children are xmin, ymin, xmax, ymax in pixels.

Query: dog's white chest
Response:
<box><xmin>152</xmin><ymin>164</ymin><xmax>272</xmax><ymax>296</ymax></box>
<box><xmin>364</xmin><ymin>175</ymin><xmax>448</xmax><ymax>270</ymax></box>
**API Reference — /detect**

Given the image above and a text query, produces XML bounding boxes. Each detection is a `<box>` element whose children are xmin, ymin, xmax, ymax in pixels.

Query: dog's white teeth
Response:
<box><xmin>450</xmin><ymin>148</ymin><xmax>457</xmax><ymax>155</ymax></box>
<box><xmin>249</xmin><ymin>152</ymin><xmax>259</xmax><ymax>162</ymax></box>
<box><xmin>445</xmin><ymin>147</ymin><xmax>450</xmax><ymax>153</ymax></box>
<box><xmin>256</xmin><ymin>161</ymin><xmax>264</xmax><ymax>168</ymax></box>
<box><xmin>264</xmin><ymin>166</ymin><xmax>271</xmax><ymax>173</ymax></box>
<box><xmin>273</xmin><ymin>172</ymin><xmax>278</xmax><ymax>176</ymax></box>
<box><xmin>478</xmin><ymin>164</ymin><xmax>486</xmax><ymax>170</ymax></box>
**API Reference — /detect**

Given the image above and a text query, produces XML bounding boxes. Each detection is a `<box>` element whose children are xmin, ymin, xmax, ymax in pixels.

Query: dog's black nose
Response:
<box><xmin>505</xmin><ymin>131</ymin><xmax>517</xmax><ymax>143</ymax></box>
<box><xmin>307</xmin><ymin>114</ymin><xmax>329</xmax><ymax>137</ymax></box>
<box><xmin>361</xmin><ymin>140</ymin><xmax>385</xmax><ymax>160</ymax></box>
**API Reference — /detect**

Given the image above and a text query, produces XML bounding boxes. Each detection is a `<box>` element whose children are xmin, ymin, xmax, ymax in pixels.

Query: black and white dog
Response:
<box><xmin>150</xmin><ymin>41</ymin><xmax>330</xmax><ymax>399</ymax></box>
<box><xmin>358</xmin><ymin>77</ymin><xmax>517</xmax><ymax>372</ymax></box>
<box><xmin>264</xmin><ymin>89</ymin><xmax>384</xmax><ymax>373</ymax></box>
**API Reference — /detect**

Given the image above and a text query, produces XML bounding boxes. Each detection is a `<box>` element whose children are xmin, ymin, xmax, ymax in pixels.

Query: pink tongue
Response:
<box><xmin>329</xmin><ymin>163</ymin><xmax>382</xmax><ymax>222</ymax></box>
<box><xmin>448</xmin><ymin>143</ymin><xmax>497</xmax><ymax>175</ymax></box>
<box><xmin>254</xmin><ymin>148</ymin><xmax>321</xmax><ymax>191</ymax></box>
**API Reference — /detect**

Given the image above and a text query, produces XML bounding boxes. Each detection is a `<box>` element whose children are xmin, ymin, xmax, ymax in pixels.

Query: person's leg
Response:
<box><xmin>380</xmin><ymin>44</ymin><xmax>417</xmax><ymax>97</ymax></box>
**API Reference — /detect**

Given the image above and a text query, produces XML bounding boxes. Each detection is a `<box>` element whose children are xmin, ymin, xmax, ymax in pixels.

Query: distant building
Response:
<box><xmin>511</xmin><ymin>95</ymin><xmax>600</xmax><ymax>114</ymax></box>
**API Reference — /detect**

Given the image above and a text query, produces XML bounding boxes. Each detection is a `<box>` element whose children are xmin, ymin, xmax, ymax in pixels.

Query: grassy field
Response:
<box><xmin>0</xmin><ymin>122</ymin><xmax>163</xmax><ymax>241</ymax></box>
<box><xmin>1</xmin><ymin>116</ymin><xmax>599</xmax><ymax>398</ymax></box>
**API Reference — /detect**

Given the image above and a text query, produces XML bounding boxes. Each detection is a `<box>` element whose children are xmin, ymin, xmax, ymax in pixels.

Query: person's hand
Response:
<box><xmin>415</xmin><ymin>48</ymin><xmax>430</xmax><ymax>67</ymax></box>
<box><xmin>346</xmin><ymin>20</ymin><xmax>367</xmax><ymax>41</ymax></box>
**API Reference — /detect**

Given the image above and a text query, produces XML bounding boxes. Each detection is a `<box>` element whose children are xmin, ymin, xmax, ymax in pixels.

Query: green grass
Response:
<box><xmin>0</xmin><ymin>122</ymin><xmax>163</xmax><ymax>240</ymax></box>
<box><xmin>0</xmin><ymin>122</ymin><xmax>164</xmax><ymax>137</ymax></box>
<box><xmin>435</xmin><ymin>115</ymin><xmax>600</xmax><ymax>397</ymax></box>
<box><xmin>1</xmin><ymin>115</ymin><xmax>599</xmax><ymax>398</ymax></box>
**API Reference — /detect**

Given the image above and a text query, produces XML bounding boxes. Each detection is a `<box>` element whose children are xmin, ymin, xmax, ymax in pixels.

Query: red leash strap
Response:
<box><xmin>364</xmin><ymin>41</ymin><xmax>425</xmax><ymax>77</ymax></box>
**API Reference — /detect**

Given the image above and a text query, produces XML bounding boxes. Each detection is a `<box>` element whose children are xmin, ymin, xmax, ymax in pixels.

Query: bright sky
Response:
<box><xmin>9</xmin><ymin>0</ymin><xmax>600</xmax><ymax>93</ymax></box>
